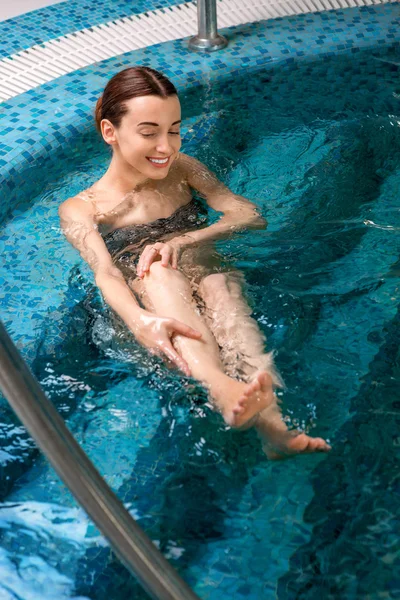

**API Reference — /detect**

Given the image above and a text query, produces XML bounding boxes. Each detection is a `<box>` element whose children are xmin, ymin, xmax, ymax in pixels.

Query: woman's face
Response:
<box><xmin>102</xmin><ymin>94</ymin><xmax>182</xmax><ymax>179</ymax></box>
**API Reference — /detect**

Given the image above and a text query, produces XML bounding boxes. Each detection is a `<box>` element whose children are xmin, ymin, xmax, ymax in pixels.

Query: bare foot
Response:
<box><xmin>263</xmin><ymin>431</ymin><xmax>331</xmax><ymax>460</ymax></box>
<box><xmin>254</xmin><ymin>395</ymin><xmax>331</xmax><ymax>459</ymax></box>
<box><xmin>213</xmin><ymin>371</ymin><xmax>275</xmax><ymax>429</ymax></box>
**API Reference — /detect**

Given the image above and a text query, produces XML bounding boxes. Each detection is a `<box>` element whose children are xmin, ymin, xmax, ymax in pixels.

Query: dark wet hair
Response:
<box><xmin>94</xmin><ymin>66</ymin><xmax>178</xmax><ymax>132</ymax></box>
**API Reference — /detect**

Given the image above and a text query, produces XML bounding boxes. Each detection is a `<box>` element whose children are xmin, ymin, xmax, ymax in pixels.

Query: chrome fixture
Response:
<box><xmin>0</xmin><ymin>320</ymin><xmax>200</xmax><ymax>600</ymax></box>
<box><xmin>189</xmin><ymin>0</ymin><xmax>227</xmax><ymax>51</ymax></box>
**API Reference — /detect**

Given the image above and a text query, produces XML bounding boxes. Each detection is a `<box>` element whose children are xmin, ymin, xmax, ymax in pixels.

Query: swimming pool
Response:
<box><xmin>1</xmin><ymin>34</ymin><xmax>400</xmax><ymax>597</ymax></box>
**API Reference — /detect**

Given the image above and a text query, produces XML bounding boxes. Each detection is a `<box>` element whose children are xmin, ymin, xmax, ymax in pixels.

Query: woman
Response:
<box><xmin>60</xmin><ymin>66</ymin><xmax>330</xmax><ymax>457</ymax></box>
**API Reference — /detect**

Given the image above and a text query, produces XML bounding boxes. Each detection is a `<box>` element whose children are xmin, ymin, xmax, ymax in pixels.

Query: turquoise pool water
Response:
<box><xmin>1</xmin><ymin>45</ymin><xmax>400</xmax><ymax>599</ymax></box>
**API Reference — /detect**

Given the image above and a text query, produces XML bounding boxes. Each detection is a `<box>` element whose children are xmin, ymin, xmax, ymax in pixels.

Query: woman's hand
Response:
<box><xmin>137</xmin><ymin>238</ymin><xmax>187</xmax><ymax>278</ymax></box>
<box><xmin>130</xmin><ymin>310</ymin><xmax>202</xmax><ymax>375</ymax></box>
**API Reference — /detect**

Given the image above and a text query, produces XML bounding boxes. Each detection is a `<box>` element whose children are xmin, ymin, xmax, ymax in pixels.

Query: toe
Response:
<box><xmin>246</xmin><ymin>379</ymin><xmax>261</xmax><ymax>396</ymax></box>
<box><xmin>258</xmin><ymin>371</ymin><xmax>271</xmax><ymax>390</ymax></box>
<box><xmin>318</xmin><ymin>439</ymin><xmax>331</xmax><ymax>452</ymax></box>
<box><xmin>241</xmin><ymin>386</ymin><xmax>252</xmax><ymax>399</ymax></box>
<box><xmin>308</xmin><ymin>437</ymin><xmax>331</xmax><ymax>453</ymax></box>
<box><xmin>258</xmin><ymin>372</ymin><xmax>268</xmax><ymax>386</ymax></box>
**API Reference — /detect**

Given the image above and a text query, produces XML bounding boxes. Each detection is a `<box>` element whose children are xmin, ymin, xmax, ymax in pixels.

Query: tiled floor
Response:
<box><xmin>0</xmin><ymin>0</ymin><xmax>62</xmax><ymax>22</ymax></box>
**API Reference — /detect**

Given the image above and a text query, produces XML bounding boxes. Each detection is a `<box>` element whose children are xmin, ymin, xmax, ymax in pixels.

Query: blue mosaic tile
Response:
<box><xmin>0</xmin><ymin>3</ymin><xmax>399</xmax><ymax>222</ymax></box>
<box><xmin>0</xmin><ymin>0</ymin><xmax>187</xmax><ymax>58</ymax></box>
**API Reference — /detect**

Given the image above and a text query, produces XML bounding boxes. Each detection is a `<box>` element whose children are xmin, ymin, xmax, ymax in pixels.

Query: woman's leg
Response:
<box><xmin>197</xmin><ymin>272</ymin><xmax>331</xmax><ymax>457</ymax></box>
<box><xmin>132</xmin><ymin>262</ymin><xmax>275</xmax><ymax>429</ymax></box>
<box><xmin>198</xmin><ymin>272</ymin><xmax>282</xmax><ymax>384</ymax></box>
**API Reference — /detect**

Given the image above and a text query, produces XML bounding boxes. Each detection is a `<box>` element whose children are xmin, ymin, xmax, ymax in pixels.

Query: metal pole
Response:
<box><xmin>0</xmin><ymin>321</ymin><xmax>200</xmax><ymax>600</ymax></box>
<box><xmin>188</xmin><ymin>0</ymin><xmax>227</xmax><ymax>52</ymax></box>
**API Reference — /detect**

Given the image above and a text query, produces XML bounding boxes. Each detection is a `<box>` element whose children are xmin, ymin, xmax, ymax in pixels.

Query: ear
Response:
<box><xmin>101</xmin><ymin>119</ymin><xmax>117</xmax><ymax>146</ymax></box>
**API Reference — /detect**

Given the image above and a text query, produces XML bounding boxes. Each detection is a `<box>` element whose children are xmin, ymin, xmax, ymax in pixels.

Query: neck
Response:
<box><xmin>97</xmin><ymin>154</ymin><xmax>150</xmax><ymax>195</ymax></box>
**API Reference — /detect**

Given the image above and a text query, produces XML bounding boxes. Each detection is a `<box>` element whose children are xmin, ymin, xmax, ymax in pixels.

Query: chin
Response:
<box><xmin>146</xmin><ymin>167</ymin><xmax>170</xmax><ymax>179</ymax></box>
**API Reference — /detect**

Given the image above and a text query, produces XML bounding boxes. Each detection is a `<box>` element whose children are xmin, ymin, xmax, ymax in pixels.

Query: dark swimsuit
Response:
<box><xmin>101</xmin><ymin>198</ymin><xmax>208</xmax><ymax>281</ymax></box>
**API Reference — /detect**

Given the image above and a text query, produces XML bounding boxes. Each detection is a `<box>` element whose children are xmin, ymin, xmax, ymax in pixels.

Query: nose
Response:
<box><xmin>155</xmin><ymin>135</ymin><xmax>174</xmax><ymax>155</ymax></box>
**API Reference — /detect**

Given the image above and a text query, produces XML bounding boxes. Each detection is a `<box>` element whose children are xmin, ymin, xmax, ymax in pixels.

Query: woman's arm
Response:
<box><xmin>59</xmin><ymin>197</ymin><xmax>201</xmax><ymax>374</ymax></box>
<box><xmin>137</xmin><ymin>154</ymin><xmax>267</xmax><ymax>277</ymax></box>
<box><xmin>176</xmin><ymin>153</ymin><xmax>267</xmax><ymax>246</ymax></box>
<box><xmin>59</xmin><ymin>198</ymin><xmax>144</xmax><ymax>323</ymax></box>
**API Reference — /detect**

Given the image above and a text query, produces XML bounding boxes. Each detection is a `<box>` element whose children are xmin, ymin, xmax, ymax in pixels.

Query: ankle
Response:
<box><xmin>208</xmin><ymin>372</ymin><xmax>240</xmax><ymax>405</ymax></box>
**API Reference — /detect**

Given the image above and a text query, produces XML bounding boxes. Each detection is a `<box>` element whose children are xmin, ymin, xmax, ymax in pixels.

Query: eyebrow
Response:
<box><xmin>137</xmin><ymin>120</ymin><xmax>182</xmax><ymax>127</ymax></box>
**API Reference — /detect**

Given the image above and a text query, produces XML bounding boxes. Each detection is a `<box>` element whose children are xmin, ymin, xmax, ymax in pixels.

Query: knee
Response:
<box><xmin>146</xmin><ymin>261</ymin><xmax>186</xmax><ymax>284</ymax></box>
<box><xmin>199</xmin><ymin>273</ymin><xmax>228</xmax><ymax>297</ymax></box>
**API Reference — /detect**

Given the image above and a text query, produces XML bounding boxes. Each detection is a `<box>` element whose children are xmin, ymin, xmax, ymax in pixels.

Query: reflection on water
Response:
<box><xmin>1</xmin><ymin>45</ymin><xmax>400</xmax><ymax>598</ymax></box>
<box><xmin>278</xmin><ymin>303</ymin><xmax>400</xmax><ymax>599</ymax></box>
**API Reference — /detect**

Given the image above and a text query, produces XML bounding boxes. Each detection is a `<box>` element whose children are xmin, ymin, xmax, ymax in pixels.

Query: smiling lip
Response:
<box><xmin>146</xmin><ymin>156</ymin><xmax>170</xmax><ymax>168</ymax></box>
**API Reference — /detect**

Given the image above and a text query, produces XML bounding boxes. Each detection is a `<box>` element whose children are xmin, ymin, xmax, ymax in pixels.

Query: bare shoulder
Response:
<box><xmin>174</xmin><ymin>153</ymin><xmax>220</xmax><ymax>191</ymax></box>
<box><xmin>58</xmin><ymin>191</ymin><xmax>94</xmax><ymax>220</ymax></box>
<box><xmin>175</xmin><ymin>152</ymin><xmax>209</xmax><ymax>176</ymax></box>
<box><xmin>174</xmin><ymin>152</ymin><xmax>224</xmax><ymax>196</ymax></box>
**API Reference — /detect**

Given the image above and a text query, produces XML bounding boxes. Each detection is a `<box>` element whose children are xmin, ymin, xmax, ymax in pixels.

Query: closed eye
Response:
<box><xmin>141</xmin><ymin>132</ymin><xmax>180</xmax><ymax>137</ymax></box>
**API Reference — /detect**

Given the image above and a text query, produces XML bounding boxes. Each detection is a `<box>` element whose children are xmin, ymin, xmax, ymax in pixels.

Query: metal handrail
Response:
<box><xmin>0</xmin><ymin>320</ymin><xmax>200</xmax><ymax>600</ymax></box>
<box><xmin>188</xmin><ymin>0</ymin><xmax>227</xmax><ymax>51</ymax></box>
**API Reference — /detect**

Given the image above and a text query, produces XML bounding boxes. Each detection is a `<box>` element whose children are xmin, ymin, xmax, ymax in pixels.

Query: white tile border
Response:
<box><xmin>0</xmin><ymin>0</ymin><xmax>395</xmax><ymax>101</ymax></box>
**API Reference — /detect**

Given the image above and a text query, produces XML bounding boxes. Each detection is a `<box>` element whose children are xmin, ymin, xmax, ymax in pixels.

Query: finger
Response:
<box><xmin>137</xmin><ymin>260</ymin><xmax>145</xmax><ymax>278</ymax></box>
<box><xmin>136</xmin><ymin>254</ymin><xmax>144</xmax><ymax>277</ymax></box>
<box><xmin>160</xmin><ymin>246</ymin><xmax>172</xmax><ymax>267</ymax></box>
<box><xmin>169</xmin><ymin>319</ymin><xmax>202</xmax><ymax>339</ymax></box>
<box><xmin>137</xmin><ymin>247</ymin><xmax>152</xmax><ymax>277</ymax></box>
<box><xmin>141</xmin><ymin>248</ymin><xmax>159</xmax><ymax>276</ymax></box>
<box><xmin>159</xmin><ymin>342</ymin><xmax>191</xmax><ymax>376</ymax></box>
<box><xmin>172</xmin><ymin>248</ymin><xmax>178</xmax><ymax>270</ymax></box>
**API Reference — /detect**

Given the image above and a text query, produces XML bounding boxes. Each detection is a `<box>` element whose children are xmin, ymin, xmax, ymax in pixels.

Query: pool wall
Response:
<box><xmin>0</xmin><ymin>4</ymin><xmax>399</xmax><ymax>597</ymax></box>
<box><xmin>1</xmin><ymin>0</ymin><xmax>397</xmax><ymax>104</ymax></box>
<box><xmin>1</xmin><ymin>1</ymin><xmax>399</xmax><ymax>361</ymax></box>
<box><xmin>0</xmin><ymin>0</ymin><xmax>398</xmax><ymax>60</ymax></box>
<box><xmin>0</xmin><ymin>4</ymin><xmax>399</xmax><ymax>218</ymax></box>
